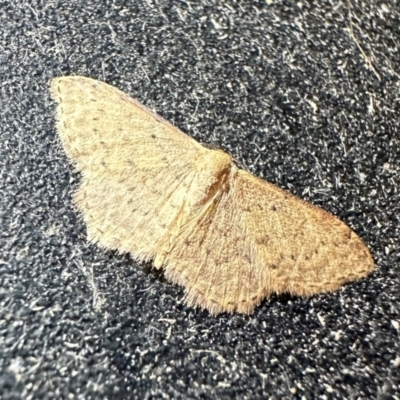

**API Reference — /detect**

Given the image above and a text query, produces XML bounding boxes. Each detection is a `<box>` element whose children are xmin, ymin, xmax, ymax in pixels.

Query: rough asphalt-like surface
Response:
<box><xmin>1</xmin><ymin>1</ymin><xmax>399</xmax><ymax>399</ymax></box>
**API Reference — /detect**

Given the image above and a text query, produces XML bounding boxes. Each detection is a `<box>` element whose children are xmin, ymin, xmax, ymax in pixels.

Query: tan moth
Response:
<box><xmin>50</xmin><ymin>76</ymin><xmax>374</xmax><ymax>315</ymax></box>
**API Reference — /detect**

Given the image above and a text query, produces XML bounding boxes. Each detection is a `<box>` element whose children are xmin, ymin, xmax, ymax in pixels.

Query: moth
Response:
<box><xmin>50</xmin><ymin>76</ymin><xmax>374</xmax><ymax>315</ymax></box>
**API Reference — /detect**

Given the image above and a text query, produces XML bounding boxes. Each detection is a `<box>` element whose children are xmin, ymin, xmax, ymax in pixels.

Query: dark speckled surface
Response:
<box><xmin>1</xmin><ymin>0</ymin><xmax>399</xmax><ymax>399</ymax></box>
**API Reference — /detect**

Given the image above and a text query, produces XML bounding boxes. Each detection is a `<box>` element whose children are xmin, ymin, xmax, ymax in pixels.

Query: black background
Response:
<box><xmin>1</xmin><ymin>0</ymin><xmax>399</xmax><ymax>399</ymax></box>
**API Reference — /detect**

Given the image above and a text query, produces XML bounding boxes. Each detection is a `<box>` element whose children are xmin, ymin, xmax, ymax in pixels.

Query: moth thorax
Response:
<box><xmin>196</xmin><ymin>149</ymin><xmax>232</xmax><ymax>205</ymax></box>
